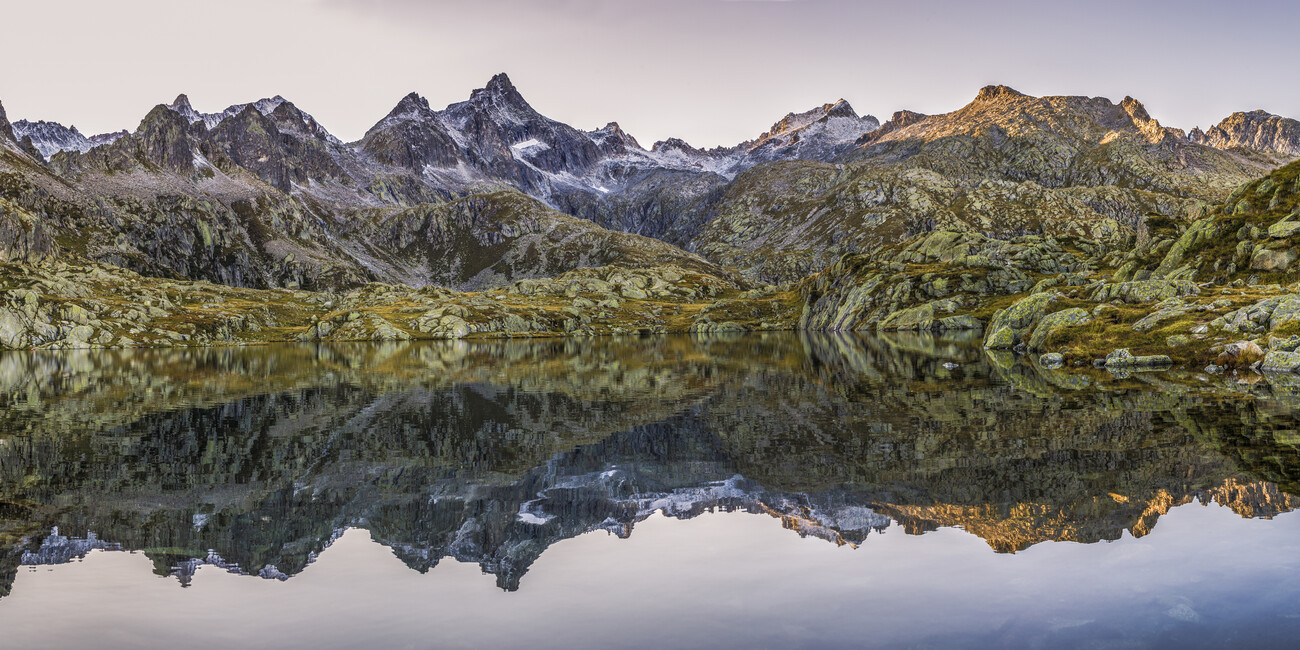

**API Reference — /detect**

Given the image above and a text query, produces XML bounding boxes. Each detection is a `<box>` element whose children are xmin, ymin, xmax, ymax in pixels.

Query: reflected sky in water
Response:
<box><xmin>1</xmin><ymin>333</ymin><xmax>1299</xmax><ymax>648</ymax></box>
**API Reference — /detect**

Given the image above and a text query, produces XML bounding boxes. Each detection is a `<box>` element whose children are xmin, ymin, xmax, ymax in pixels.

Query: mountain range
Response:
<box><xmin>5</xmin><ymin>75</ymin><xmax>1300</xmax><ymax>364</ymax></box>
<box><xmin>2</xmin><ymin>73</ymin><xmax>1296</xmax><ymax>290</ymax></box>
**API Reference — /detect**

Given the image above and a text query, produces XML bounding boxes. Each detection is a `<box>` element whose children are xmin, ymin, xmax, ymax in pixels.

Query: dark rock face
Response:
<box><xmin>132</xmin><ymin>105</ymin><xmax>203</xmax><ymax>172</ymax></box>
<box><xmin>0</xmin><ymin>100</ymin><xmax>13</xmax><ymax>142</ymax></box>
<box><xmin>0</xmin><ymin>202</ymin><xmax>57</xmax><ymax>262</ymax></box>
<box><xmin>360</xmin><ymin>73</ymin><xmax>608</xmax><ymax>193</ymax></box>
<box><xmin>59</xmin><ymin>104</ymin><xmax>207</xmax><ymax>173</ymax></box>
<box><xmin>439</xmin><ymin>73</ymin><xmax>605</xmax><ymax>186</ymax></box>
<box><xmin>586</xmin><ymin>122</ymin><xmax>642</xmax><ymax>157</ymax></box>
<box><xmin>1190</xmin><ymin>110</ymin><xmax>1300</xmax><ymax>157</ymax></box>
<box><xmin>205</xmin><ymin>102</ymin><xmax>350</xmax><ymax>192</ymax></box>
<box><xmin>358</xmin><ymin>92</ymin><xmax>463</xmax><ymax>169</ymax></box>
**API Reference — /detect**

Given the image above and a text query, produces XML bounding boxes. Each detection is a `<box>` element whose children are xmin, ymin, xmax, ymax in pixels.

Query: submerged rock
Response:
<box><xmin>1104</xmin><ymin>348</ymin><xmax>1173</xmax><ymax>369</ymax></box>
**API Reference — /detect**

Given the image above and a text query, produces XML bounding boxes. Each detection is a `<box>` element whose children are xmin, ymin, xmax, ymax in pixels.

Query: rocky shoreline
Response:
<box><xmin>5</xmin><ymin>254</ymin><xmax>1300</xmax><ymax>384</ymax></box>
<box><xmin>0</xmin><ymin>259</ymin><xmax>802</xmax><ymax>350</ymax></box>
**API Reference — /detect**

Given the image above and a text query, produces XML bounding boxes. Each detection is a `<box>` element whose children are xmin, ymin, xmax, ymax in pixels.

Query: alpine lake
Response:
<box><xmin>1</xmin><ymin>332</ymin><xmax>1299</xmax><ymax>649</ymax></box>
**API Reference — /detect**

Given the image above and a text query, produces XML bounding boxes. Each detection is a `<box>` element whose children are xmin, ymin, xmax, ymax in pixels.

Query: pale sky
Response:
<box><xmin>2</xmin><ymin>0</ymin><xmax>1297</xmax><ymax>148</ymax></box>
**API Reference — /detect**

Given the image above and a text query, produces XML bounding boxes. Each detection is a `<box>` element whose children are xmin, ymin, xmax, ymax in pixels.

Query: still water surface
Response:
<box><xmin>0</xmin><ymin>333</ymin><xmax>1298</xmax><ymax>648</ymax></box>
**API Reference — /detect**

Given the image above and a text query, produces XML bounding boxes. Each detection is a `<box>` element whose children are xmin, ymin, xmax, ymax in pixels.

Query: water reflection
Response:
<box><xmin>0</xmin><ymin>332</ymin><xmax>1299</xmax><ymax>601</ymax></box>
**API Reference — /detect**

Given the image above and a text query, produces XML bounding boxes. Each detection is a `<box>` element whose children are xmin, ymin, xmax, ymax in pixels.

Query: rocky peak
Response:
<box><xmin>974</xmin><ymin>85</ymin><xmax>1027</xmax><ymax>103</ymax></box>
<box><xmin>741</xmin><ymin>98</ymin><xmax>881</xmax><ymax>165</ymax></box>
<box><xmin>358</xmin><ymin>91</ymin><xmax>463</xmax><ymax>170</ymax></box>
<box><xmin>166</xmin><ymin>94</ymin><xmax>287</xmax><ymax>131</ymax></box>
<box><xmin>764</xmin><ymin>100</ymin><xmax>857</xmax><ymax>139</ymax></box>
<box><xmin>1117</xmin><ymin>95</ymin><xmax>1182</xmax><ymax>143</ymax></box>
<box><xmin>465</xmin><ymin>72</ymin><xmax>530</xmax><ymax>111</ymax></box>
<box><xmin>393</xmin><ymin>92</ymin><xmax>432</xmax><ymax>116</ymax></box>
<box><xmin>858</xmin><ymin>109</ymin><xmax>927</xmax><ymax>145</ymax></box>
<box><xmin>0</xmin><ymin>100</ymin><xmax>14</xmax><ymax>142</ymax></box>
<box><xmin>268</xmin><ymin>100</ymin><xmax>331</xmax><ymax>142</ymax></box>
<box><xmin>90</xmin><ymin>130</ymin><xmax>129</xmax><ymax>145</ymax></box>
<box><xmin>1189</xmin><ymin>110</ymin><xmax>1300</xmax><ymax>156</ymax></box>
<box><xmin>131</xmin><ymin>104</ymin><xmax>202</xmax><ymax>171</ymax></box>
<box><xmin>12</xmin><ymin>120</ymin><xmax>85</xmax><ymax>159</ymax></box>
<box><xmin>889</xmin><ymin>109</ymin><xmax>928</xmax><ymax>128</ymax></box>
<box><xmin>827</xmin><ymin>99</ymin><xmax>860</xmax><ymax>119</ymax></box>
<box><xmin>167</xmin><ymin>93</ymin><xmax>205</xmax><ymax>125</ymax></box>
<box><xmin>587</xmin><ymin>121</ymin><xmax>642</xmax><ymax>152</ymax></box>
<box><xmin>651</xmin><ymin>137</ymin><xmax>707</xmax><ymax>156</ymax></box>
<box><xmin>486</xmin><ymin>72</ymin><xmax>516</xmax><ymax>93</ymax></box>
<box><xmin>1120</xmin><ymin>96</ymin><xmax>1152</xmax><ymax>123</ymax></box>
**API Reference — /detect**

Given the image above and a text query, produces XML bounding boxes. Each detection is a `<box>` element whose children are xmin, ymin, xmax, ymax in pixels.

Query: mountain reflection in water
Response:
<box><xmin>1</xmin><ymin>332</ymin><xmax>1300</xmax><ymax>645</ymax></box>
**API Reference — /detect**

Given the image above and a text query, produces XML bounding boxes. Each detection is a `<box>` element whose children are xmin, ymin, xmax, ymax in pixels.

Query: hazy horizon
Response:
<box><xmin>3</xmin><ymin>0</ymin><xmax>1297</xmax><ymax>147</ymax></box>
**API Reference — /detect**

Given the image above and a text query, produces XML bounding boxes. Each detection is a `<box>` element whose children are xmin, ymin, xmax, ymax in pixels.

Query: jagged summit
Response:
<box><xmin>587</xmin><ymin>121</ymin><xmax>642</xmax><ymax>152</ymax></box>
<box><xmin>1189</xmin><ymin>109</ymin><xmax>1300</xmax><ymax>156</ymax></box>
<box><xmin>449</xmin><ymin>72</ymin><xmax>538</xmax><ymax>123</ymax></box>
<box><xmin>13</xmin><ymin>120</ymin><xmax>103</xmax><ymax>159</ymax></box>
<box><xmin>1120</xmin><ymin>95</ymin><xmax>1152</xmax><ymax>122</ymax></box>
<box><xmin>165</xmin><ymin>94</ymin><xmax>289</xmax><ymax>131</ymax></box>
<box><xmin>462</xmin><ymin>73</ymin><xmax>528</xmax><ymax>107</ymax></box>
<box><xmin>485</xmin><ymin>72</ymin><xmax>517</xmax><ymax>94</ymax></box>
<box><xmin>750</xmin><ymin>98</ymin><xmax>879</xmax><ymax>152</ymax></box>
<box><xmin>394</xmin><ymin>92</ymin><xmax>431</xmax><ymax>113</ymax></box>
<box><xmin>652</xmin><ymin>137</ymin><xmax>705</xmax><ymax>155</ymax></box>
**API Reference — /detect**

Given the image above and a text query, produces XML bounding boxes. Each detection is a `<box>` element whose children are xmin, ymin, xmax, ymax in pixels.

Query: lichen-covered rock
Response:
<box><xmin>1132</xmin><ymin>298</ymin><xmax>1192</xmax><ymax>332</ymax></box>
<box><xmin>1262</xmin><ymin>350</ymin><xmax>1300</xmax><ymax>373</ymax></box>
<box><xmin>1270</xmin><ymin>296</ymin><xmax>1300</xmax><ymax>330</ymax></box>
<box><xmin>1039</xmin><ymin>352</ymin><xmax>1064</xmax><ymax>368</ymax></box>
<box><xmin>1152</xmin><ymin>217</ymin><xmax>1216</xmax><ymax>279</ymax></box>
<box><xmin>1251</xmin><ymin>246</ymin><xmax>1298</xmax><ymax>271</ymax></box>
<box><xmin>1090</xmin><ymin>279</ymin><xmax>1200</xmax><ymax>304</ymax></box>
<box><xmin>1104</xmin><ymin>348</ymin><xmax>1173</xmax><ymax>369</ymax></box>
<box><xmin>1026</xmin><ymin>308</ymin><xmax>1090</xmax><ymax>351</ymax></box>
<box><xmin>1270</xmin><ymin>335</ymin><xmax>1300</xmax><ymax>352</ymax></box>
<box><xmin>936</xmin><ymin>314</ymin><xmax>982</xmax><ymax>331</ymax></box>
<box><xmin>983</xmin><ymin>292</ymin><xmax>1056</xmax><ymax>350</ymax></box>
<box><xmin>879</xmin><ymin>303</ymin><xmax>935</xmax><ymax>331</ymax></box>
<box><xmin>1268</xmin><ymin>218</ymin><xmax>1300</xmax><ymax>239</ymax></box>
